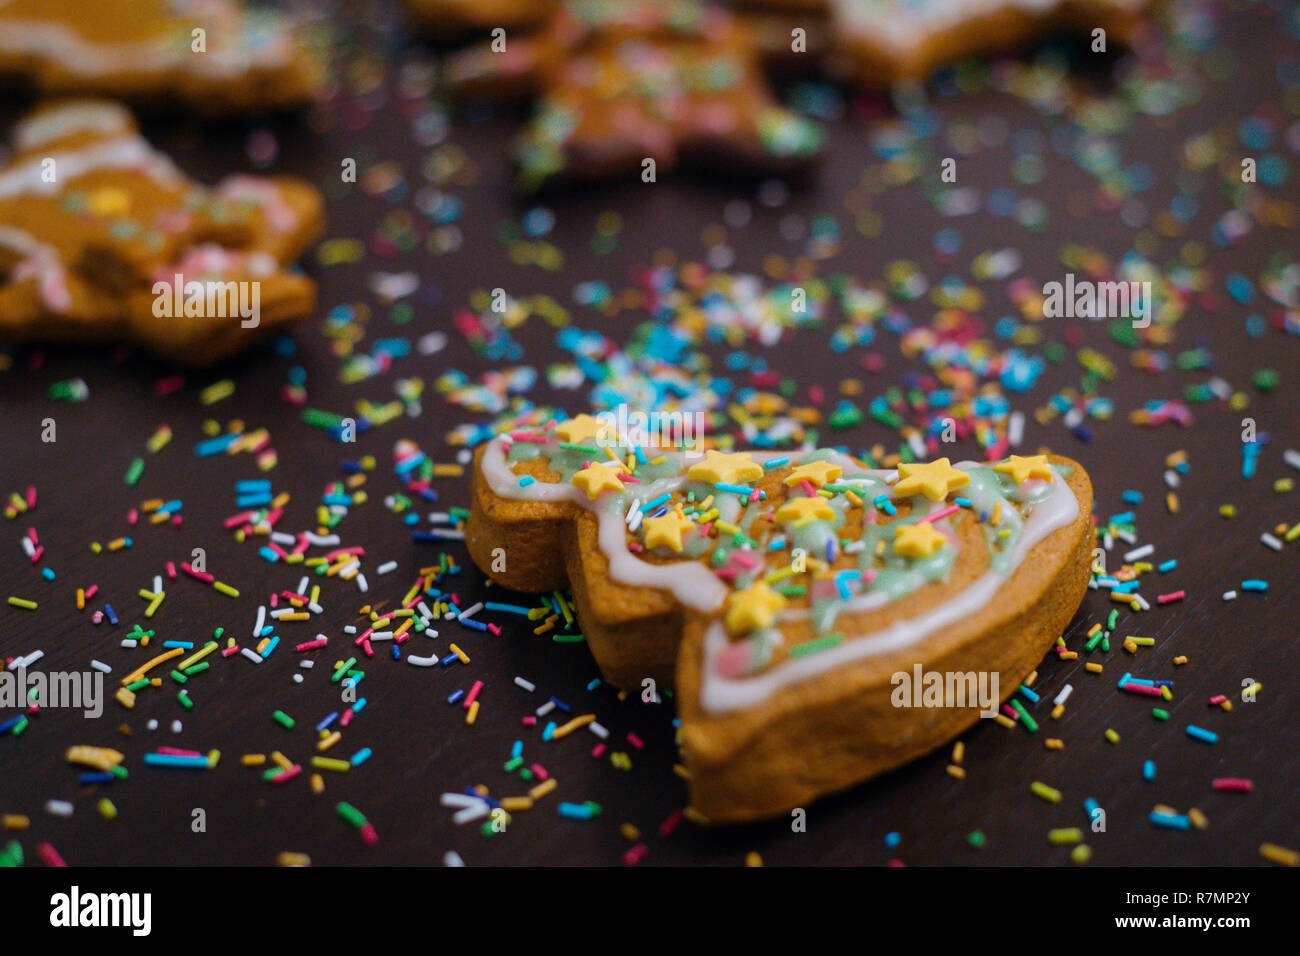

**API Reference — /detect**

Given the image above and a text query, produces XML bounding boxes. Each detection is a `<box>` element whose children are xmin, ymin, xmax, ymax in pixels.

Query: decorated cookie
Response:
<box><xmin>826</xmin><ymin>0</ymin><xmax>1151</xmax><ymax>84</ymax></box>
<box><xmin>444</xmin><ymin>0</ymin><xmax>824</xmax><ymax>191</ymax></box>
<box><xmin>465</xmin><ymin>416</ymin><xmax>1095</xmax><ymax>821</ymax></box>
<box><xmin>405</xmin><ymin>0</ymin><xmax>559</xmax><ymax>42</ymax></box>
<box><xmin>0</xmin><ymin>0</ymin><xmax>324</xmax><ymax>112</ymax></box>
<box><xmin>0</xmin><ymin>100</ymin><xmax>325</xmax><ymax>364</ymax></box>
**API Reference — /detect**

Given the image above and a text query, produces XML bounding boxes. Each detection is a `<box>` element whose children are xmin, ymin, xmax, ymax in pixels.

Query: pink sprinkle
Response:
<box><xmin>157</xmin><ymin>746</ymin><xmax>203</xmax><ymax>757</ymax></box>
<box><xmin>182</xmin><ymin>562</ymin><xmax>214</xmax><ymax>583</ymax></box>
<box><xmin>29</xmin><ymin>545</ymin><xmax>43</xmax><ymax>564</ymax></box>
<box><xmin>801</xmin><ymin>479</ymin><xmax>816</xmax><ymax>497</ymax></box>
<box><xmin>522</xmin><ymin>716</ymin><xmax>537</xmax><ymax>726</ymax></box>
<box><xmin>271</xmin><ymin>764</ymin><xmax>303</xmax><ymax>785</ymax></box>
<box><xmin>1211</xmin><ymin>778</ymin><xmax>1254</xmax><ymax>793</ymax></box>
<box><xmin>84</xmin><ymin>585</ymin><xmax>98</xmax><ymax>600</ymax></box>
<box><xmin>1120</xmin><ymin>681</ymin><xmax>1164</xmax><ymax>698</ymax></box>
<box><xmin>627</xmin><ymin>733</ymin><xmax>645</xmax><ymax>750</ymax></box>
<box><xmin>463</xmin><ymin>680</ymin><xmax>483</xmax><ymax>709</ymax></box>
<box><xmin>295</xmin><ymin>639</ymin><xmax>328</xmax><ymax>652</ymax></box>
<box><xmin>359</xmin><ymin>822</ymin><xmax>379</xmax><ymax>846</ymax></box>
<box><xmin>530</xmin><ymin>763</ymin><xmax>549</xmax><ymax>781</ymax></box>
<box><xmin>1157</xmin><ymin>590</ymin><xmax>1186</xmax><ymax>605</ymax></box>
<box><xmin>591</xmin><ymin>743</ymin><xmax>606</xmax><ymax>759</ymax></box>
<box><xmin>623</xmin><ymin>843</ymin><xmax>649</xmax><ymax>866</ymax></box>
<box><xmin>36</xmin><ymin>842</ymin><xmax>66</xmax><ymax>867</ymax></box>
<box><xmin>127</xmin><ymin>509</ymin><xmax>139</xmax><ymax>526</ymax></box>
<box><xmin>920</xmin><ymin>503</ymin><xmax>959</xmax><ymax>524</ymax></box>
<box><xmin>1208</xmin><ymin>694</ymin><xmax>1227</xmax><ymax>706</ymax></box>
<box><xmin>658</xmin><ymin>809</ymin><xmax>683</xmax><ymax>838</ymax></box>
<box><xmin>221</xmin><ymin>646</ymin><xmax>241</xmax><ymax>657</ymax></box>
<box><xmin>166</xmin><ymin>562</ymin><xmax>177</xmax><ymax>579</ymax></box>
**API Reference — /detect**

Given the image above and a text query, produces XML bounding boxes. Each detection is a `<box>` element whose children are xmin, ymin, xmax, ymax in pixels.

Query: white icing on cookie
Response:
<box><xmin>13</xmin><ymin>100</ymin><xmax>134</xmax><ymax>152</ymax></box>
<box><xmin>481</xmin><ymin>437</ymin><xmax>730</xmax><ymax>613</ymax></box>
<box><xmin>0</xmin><ymin>0</ymin><xmax>296</xmax><ymax>80</ymax></box>
<box><xmin>831</xmin><ymin>0</ymin><xmax>1145</xmax><ymax>57</ymax></box>
<box><xmin>0</xmin><ymin>137</ymin><xmax>182</xmax><ymax>199</ymax></box>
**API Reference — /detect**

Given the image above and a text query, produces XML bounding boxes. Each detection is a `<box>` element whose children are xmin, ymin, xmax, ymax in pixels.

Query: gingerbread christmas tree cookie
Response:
<box><xmin>445</xmin><ymin>0</ymin><xmax>824</xmax><ymax>191</ymax></box>
<box><xmin>466</xmin><ymin>416</ymin><xmax>1095</xmax><ymax>821</ymax></box>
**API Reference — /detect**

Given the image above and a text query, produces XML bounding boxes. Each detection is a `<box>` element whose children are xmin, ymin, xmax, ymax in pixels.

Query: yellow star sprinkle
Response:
<box><xmin>555</xmin><ymin>414</ymin><xmax>613</xmax><ymax>445</ymax></box>
<box><xmin>642</xmin><ymin>510</ymin><xmax>695</xmax><ymax>554</ymax></box>
<box><xmin>994</xmin><ymin>454</ymin><xmax>1054</xmax><ymax>486</ymax></box>
<box><xmin>783</xmin><ymin>460</ymin><xmax>843</xmax><ymax>489</ymax></box>
<box><xmin>724</xmin><ymin>580</ymin><xmax>787</xmax><ymax>637</ymax></box>
<box><xmin>571</xmin><ymin>461</ymin><xmax>625</xmax><ymax>500</ymax></box>
<box><xmin>774</xmin><ymin>496</ymin><xmax>835</xmax><ymax>525</ymax></box>
<box><xmin>687</xmin><ymin>450</ymin><xmax>763</xmax><ymax>486</ymax></box>
<box><xmin>893</xmin><ymin>523</ymin><xmax>948</xmax><ymax>559</ymax></box>
<box><xmin>892</xmin><ymin>458</ymin><xmax>970</xmax><ymax>502</ymax></box>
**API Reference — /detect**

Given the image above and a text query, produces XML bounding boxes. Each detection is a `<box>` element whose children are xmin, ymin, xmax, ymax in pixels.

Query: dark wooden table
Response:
<box><xmin>0</xmin><ymin>0</ymin><xmax>1296</xmax><ymax>866</ymax></box>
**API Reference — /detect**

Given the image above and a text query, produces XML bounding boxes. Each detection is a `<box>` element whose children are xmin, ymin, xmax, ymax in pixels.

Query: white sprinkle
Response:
<box><xmin>1284</xmin><ymin>449</ymin><xmax>1300</xmax><ymax>471</ymax></box>
<box><xmin>1261</xmin><ymin>533</ymin><xmax>1283</xmax><ymax>551</ymax></box>
<box><xmin>45</xmin><ymin>800</ymin><xmax>74</xmax><ymax>817</ymax></box>
<box><xmin>1008</xmin><ymin>411</ymin><xmax>1025</xmax><ymax>447</ymax></box>
<box><xmin>253</xmin><ymin>605</ymin><xmax>266</xmax><ymax>637</ymax></box>
<box><xmin>536</xmin><ymin>701</ymin><xmax>556</xmax><ymax>717</ymax></box>
<box><xmin>514</xmin><ymin>676</ymin><xmax>536</xmax><ymax>692</ymax></box>
<box><xmin>406</xmin><ymin>654</ymin><xmax>439</xmax><ymax>667</ymax></box>
<box><xmin>444</xmin><ymin>851</ymin><xmax>465</xmax><ymax>867</ymax></box>
<box><xmin>270</xmin><ymin>532</ymin><xmax>297</xmax><ymax>546</ymax></box>
<box><xmin>588</xmin><ymin>721</ymin><xmax>609</xmax><ymax>739</ymax></box>
<box><xmin>457</xmin><ymin>602</ymin><xmax>484</xmax><ymax>621</ymax></box>
<box><xmin>1053</xmin><ymin>684</ymin><xmax>1073</xmax><ymax>707</ymax></box>
<box><xmin>90</xmin><ymin>660</ymin><xmax>111</xmax><ymax>673</ymax></box>
<box><xmin>241</xmin><ymin>648</ymin><xmax>264</xmax><ymax>664</ymax></box>
<box><xmin>20</xmin><ymin>537</ymin><xmax>34</xmax><ymax>557</ymax></box>
<box><xmin>171</xmin><ymin>720</ymin><xmax>182</xmax><ymax>733</ymax></box>
<box><xmin>1164</xmin><ymin>470</ymin><xmax>1180</xmax><ymax>488</ymax></box>
<box><xmin>439</xmin><ymin>792</ymin><xmax>483</xmax><ymax>808</ymax></box>
<box><xmin>120</xmin><ymin>639</ymin><xmax>138</xmax><ymax>649</ymax></box>
<box><xmin>296</xmin><ymin>576</ymin><xmax>310</xmax><ymax>595</ymax></box>
<box><xmin>1115</xmin><ymin>528</ymin><xmax>1137</xmax><ymax>544</ymax></box>
<box><xmin>309</xmin><ymin>602</ymin><xmax>323</xmax><ymax>615</ymax></box>
<box><xmin>1124</xmin><ymin>544</ymin><xmax>1154</xmax><ymax>562</ymax></box>
<box><xmin>355</xmin><ymin>573</ymin><xmax>369</xmax><ymax>593</ymax></box>
<box><xmin>1132</xmin><ymin>593</ymin><xmax>1151</xmax><ymax>612</ymax></box>
<box><xmin>153</xmin><ymin>575</ymin><xmax>163</xmax><ymax>594</ymax></box>
<box><xmin>146</xmin><ymin>719</ymin><xmax>158</xmax><ymax>730</ymax></box>
<box><xmin>370</xmin><ymin>631</ymin><xmax>394</xmax><ymax>642</ymax></box>
<box><xmin>452</xmin><ymin>804</ymin><xmax>489</xmax><ymax>825</ymax></box>
<box><xmin>12</xmin><ymin>650</ymin><xmax>43</xmax><ymax>669</ymax></box>
<box><xmin>1222</xmin><ymin>590</ymin><xmax>1238</xmax><ymax>601</ymax></box>
<box><xmin>300</xmin><ymin>660</ymin><xmax>314</xmax><ymax>668</ymax></box>
<box><xmin>377</xmin><ymin>560</ymin><xmax>398</xmax><ymax>575</ymax></box>
<box><xmin>293</xmin><ymin>673</ymin><xmax>304</xmax><ymax>683</ymax></box>
<box><xmin>344</xmin><ymin>625</ymin><xmax>357</xmax><ymax>634</ymax></box>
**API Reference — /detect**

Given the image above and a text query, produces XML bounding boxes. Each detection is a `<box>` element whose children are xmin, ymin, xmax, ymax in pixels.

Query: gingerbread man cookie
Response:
<box><xmin>827</xmin><ymin>0</ymin><xmax>1151</xmax><ymax>85</ymax></box>
<box><xmin>0</xmin><ymin>100</ymin><xmax>324</xmax><ymax>364</ymax></box>
<box><xmin>445</xmin><ymin>0</ymin><xmax>824</xmax><ymax>191</ymax></box>
<box><xmin>0</xmin><ymin>0</ymin><xmax>324</xmax><ymax>113</ymax></box>
<box><xmin>466</xmin><ymin>415</ymin><xmax>1095</xmax><ymax>822</ymax></box>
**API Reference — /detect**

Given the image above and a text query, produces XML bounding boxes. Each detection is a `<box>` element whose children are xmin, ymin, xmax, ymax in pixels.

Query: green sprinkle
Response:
<box><xmin>966</xmin><ymin>830</ymin><xmax>986</xmax><ymax>849</ymax></box>
<box><xmin>124</xmin><ymin>457</ymin><xmax>145</xmax><ymax>486</ymax></box>
<box><xmin>1010</xmin><ymin>699</ymin><xmax>1038</xmax><ymax>733</ymax></box>
<box><xmin>336</xmin><ymin>802</ymin><xmax>367</xmax><ymax>828</ymax></box>
<box><xmin>272</xmin><ymin>710</ymin><xmax>295</xmax><ymax>730</ymax></box>
<box><xmin>177</xmin><ymin>690</ymin><xmax>192</xmax><ymax>710</ymax></box>
<box><xmin>789</xmin><ymin>633</ymin><xmax>844</xmax><ymax>658</ymax></box>
<box><xmin>1152</xmin><ymin>708</ymin><xmax>1169</xmax><ymax>720</ymax></box>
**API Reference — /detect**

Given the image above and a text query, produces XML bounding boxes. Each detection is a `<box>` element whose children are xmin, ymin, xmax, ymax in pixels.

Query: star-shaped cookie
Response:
<box><xmin>0</xmin><ymin>100</ymin><xmax>324</xmax><ymax>364</ymax></box>
<box><xmin>892</xmin><ymin>458</ymin><xmax>970</xmax><ymax>502</ymax></box>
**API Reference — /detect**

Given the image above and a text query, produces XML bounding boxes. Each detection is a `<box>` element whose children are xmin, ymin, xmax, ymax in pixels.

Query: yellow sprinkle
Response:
<box><xmin>951</xmin><ymin>741</ymin><xmax>964</xmax><ymax>764</ymax></box>
<box><xmin>177</xmin><ymin>641</ymin><xmax>219</xmax><ymax>671</ymax></box>
<box><xmin>1049</xmin><ymin>827</ymin><xmax>1083</xmax><ymax>844</ymax></box>
<box><xmin>1085</xmin><ymin>662</ymin><xmax>1104</xmax><ymax>674</ymax></box>
<box><xmin>277</xmin><ymin>852</ymin><xmax>311</xmax><ymax>867</ymax></box>
<box><xmin>1051</xmin><ymin>703</ymin><xmax>1065</xmax><ymax>719</ymax></box>
<box><xmin>241</xmin><ymin>754</ymin><xmax>267</xmax><ymax>766</ymax></box>
<box><xmin>449</xmin><ymin>643</ymin><xmax>470</xmax><ymax>665</ymax></box>
<box><xmin>317</xmin><ymin>731</ymin><xmax>342</xmax><ymax>751</ymax></box>
<box><xmin>528</xmin><ymin>778</ymin><xmax>558</xmax><ymax>801</ymax></box>
<box><xmin>1173</xmin><ymin>655</ymin><xmax>1188</xmax><ymax>665</ymax></box>
<box><xmin>1071</xmin><ymin>844</ymin><xmax>1092</xmax><ymax>864</ymax></box>
<box><xmin>501</xmin><ymin>797</ymin><xmax>533</xmax><ymax>813</ymax></box>
<box><xmin>745</xmin><ymin>852</ymin><xmax>763</xmax><ymax>867</ymax></box>
<box><xmin>310</xmin><ymin>757</ymin><xmax>350</xmax><ymax>773</ymax></box>
<box><xmin>96</xmin><ymin>799</ymin><xmax>117</xmax><ymax>820</ymax></box>
<box><xmin>946</xmin><ymin>764</ymin><xmax>966</xmax><ymax>780</ymax></box>
<box><xmin>199</xmin><ymin>380</ymin><xmax>236</xmax><ymax>405</ymax></box>
<box><xmin>551</xmin><ymin>713</ymin><xmax>596</xmax><ymax>739</ymax></box>
<box><xmin>1046</xmin><ymin>738</ymin><xmax>1065</xmax><ymax>750</ymax></box>
<box><xmin>1104</xmin><ymin>729</ymin><xmax>1120</xmax><ymax>744</ymax></box>
<box><xmin>65</xmin><ymin>745</ymin><xmax>124</xmax><ymax>771</ymax></box>
<box><xmin>466</xmin><ymin>700</ymin><xmax>479</xmax><ymax>724</ymax></box>
<box><xmin>1188</xmin><ymin>808</ymin><xmax>1209</xmax><ymax>830</ymax></box>
<box><xmin>115</xmin><ymin>687</ymin><xmax>136</xmax><ymax>709</ymax></box>
<box><xmin>1260</xmin><ymin>843</ymin><xmax>1299</xmax><ymax>867</ymax></box>
<box><xmin>310</xmin><ymin>774</ymin><xmax>325</xmax><ymax>795</ymax></box>
<box><xmin>993</xmin><ymin>714</ymin><xmax>1016</xmax><ymax>729</ymax></box>
<box><xmin>619</xmin><ymin>823</ymin><xmax>641</xmax><ymax>842</ymax></box>
<box><xmin>1030</xmin><ymin>781</ymin><xmax>1062</xmax><ymax>803</ymax></box>
<box><xmin>2</xmin><ymin>814</ymin><xmax>30</xmax><ymax>830</ymax></box>
<box><xmin>270</xmin><ymin>751</ymin><xmax>294</xmax><ymax>771</ymax></box>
